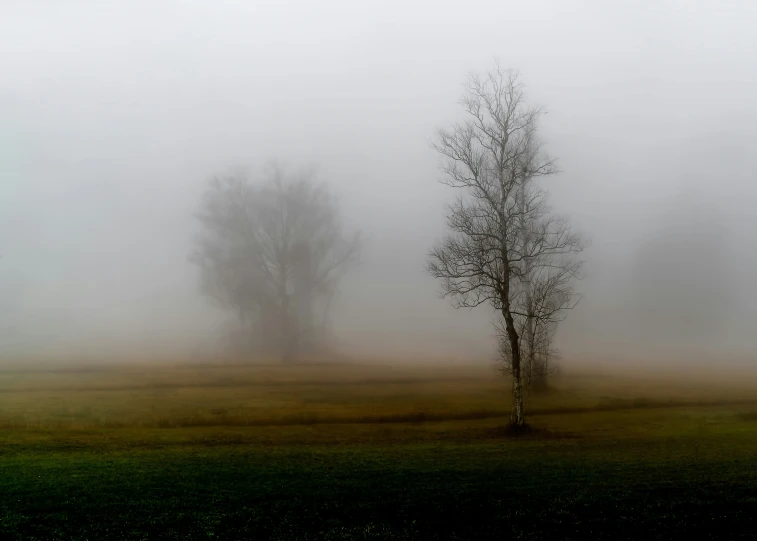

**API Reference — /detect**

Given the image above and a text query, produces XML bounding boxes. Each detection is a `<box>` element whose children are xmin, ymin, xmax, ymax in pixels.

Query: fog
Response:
<box><xmin>1</xmin><ymin>1</ymin><xmax>756</xmax><ymax>365</ymax></box>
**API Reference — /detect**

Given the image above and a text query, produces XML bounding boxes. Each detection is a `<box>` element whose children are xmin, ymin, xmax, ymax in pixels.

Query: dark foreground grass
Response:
<box><xmin>3</xmin><ymin>362</ymin><xmax>757</xmax><ymax>539</ymax></box>
<box><xmin>2</xmin><ymin>431</ymin><xmax>757</xmax><ymax>540</ymax></box>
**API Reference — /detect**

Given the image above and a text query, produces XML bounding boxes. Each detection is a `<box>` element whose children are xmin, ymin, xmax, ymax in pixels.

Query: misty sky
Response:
<box><xmin>2</xmin><ymin>1</ymin><xmax>756</xmax><ymax>362</ymax></box>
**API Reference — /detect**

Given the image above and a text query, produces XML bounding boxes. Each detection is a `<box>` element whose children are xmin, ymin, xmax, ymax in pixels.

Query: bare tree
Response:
<box><xmin>497</xmin><ymin>240</ymin><xmax>582</xmax><ymax>401</ymax></box>
<box><xmin>191</xmin><ymin>164</ymin><xmax>360</xmax><ymax>362</ymax></box>
<box><xmin>506</xmin><ymin>184</ymin><xmax>583</xmax><ymax>397</ymax></box>
<box><xmin>428</xmin><ymin>62</ymin><xmax>584</xmax><ymax>427</ymax></box>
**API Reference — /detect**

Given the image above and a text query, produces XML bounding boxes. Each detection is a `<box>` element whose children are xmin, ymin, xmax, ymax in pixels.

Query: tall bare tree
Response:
<box><xmin>505</xmin><ymin>184</ymin><xmax>583</xmax><ymax>396</ymax></box>
<box><xmin>428</xmin><ymin>63</ymin><xmax>584</xmax><ymax>427</ymax></box>
<box><xmin>191</xmin><ymin>164</ymin><xmax>360</xmax><ymax>362</ymax></box>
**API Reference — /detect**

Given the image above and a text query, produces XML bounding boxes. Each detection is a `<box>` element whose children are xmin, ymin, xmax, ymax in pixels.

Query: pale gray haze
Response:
<box><xmin>1</xmin><ymin>0</ymin><xmax>756</xmax><ymax>365</ymax></box>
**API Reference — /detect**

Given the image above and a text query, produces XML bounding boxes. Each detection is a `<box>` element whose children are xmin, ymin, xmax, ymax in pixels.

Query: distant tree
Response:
<box><xmin>191</xmin><ymin>165</ymin><xmax>360</xmax><ymax>362</ymax></box>
<box><xmin>428</xmin><ymin>63</ymin><xmax>584</xmax><ymax>427</ymax></box>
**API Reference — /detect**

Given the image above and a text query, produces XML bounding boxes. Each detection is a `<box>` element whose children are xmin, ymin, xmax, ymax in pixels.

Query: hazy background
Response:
<box><xmin>1</xmin><ymin>0</ymin><xmax>756</xmax><ymax>364</ymax></box>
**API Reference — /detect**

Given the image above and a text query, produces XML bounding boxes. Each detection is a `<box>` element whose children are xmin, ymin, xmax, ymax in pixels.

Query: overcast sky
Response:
<box><xmin>1</xmin><ymin>0</ymin><xmax>756</xmax><ymax>363</ymax></box>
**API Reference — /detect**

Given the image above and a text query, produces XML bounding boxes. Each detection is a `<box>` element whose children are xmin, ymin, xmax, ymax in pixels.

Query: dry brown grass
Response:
<box><xmin>2</xmin><ymin>359</ymin><xmax>757</xmax><ymax>434</ymax></box>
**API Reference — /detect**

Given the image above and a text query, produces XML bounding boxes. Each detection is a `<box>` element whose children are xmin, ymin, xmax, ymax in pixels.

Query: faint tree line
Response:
<box><xmin>191</xmin><ymin>165</ymin><xmax>360</xmax><ymax>362</ymax></box>
<box><xmin>428</xmin><ymin>62</ymin><xmax>585</xmax><ymax>428</ymax></box>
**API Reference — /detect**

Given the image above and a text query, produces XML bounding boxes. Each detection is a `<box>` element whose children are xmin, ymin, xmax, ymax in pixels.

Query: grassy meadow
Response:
<box><xmin>2</xmin><ymin>359</ymin><xmax>757</xmax><ymax>539</ymax></box>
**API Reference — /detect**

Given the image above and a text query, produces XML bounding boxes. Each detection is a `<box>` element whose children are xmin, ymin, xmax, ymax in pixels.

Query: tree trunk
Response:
<box><xmin>502</xmin><ymin>306</ymin><xmax>525</xmax><ymax>427</ymax></box>
<box><xmin>511</xmin><ymin>371</ymin><xmax>525</xmax><ymax>426</ymax></box>
<box><xmin>278</xmin><ymin>264</ymin><xmax>296</xmax><ymax>363</ymax></box>
<box><xmin>279</xmin><ymin>301</ymin><xmax>296</xmax><ymax>363</ymax></box>
<box><xmin>501</xmin><ymin>233</ymin><xmax>525</xmax><ymax>427</ymax></box>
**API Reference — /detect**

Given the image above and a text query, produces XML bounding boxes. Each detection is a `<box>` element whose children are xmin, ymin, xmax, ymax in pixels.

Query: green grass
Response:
<box><xmin>2</xmin><ymin>361</ymin><xmax>757</xmax><ymax>539</ymax></box>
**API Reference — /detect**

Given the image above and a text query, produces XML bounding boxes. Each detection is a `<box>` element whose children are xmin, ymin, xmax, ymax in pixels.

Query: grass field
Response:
<box><xmin>2</xmin><ymin>359</ymin><xmax>757</xmax><ymax>539</ymax></box>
